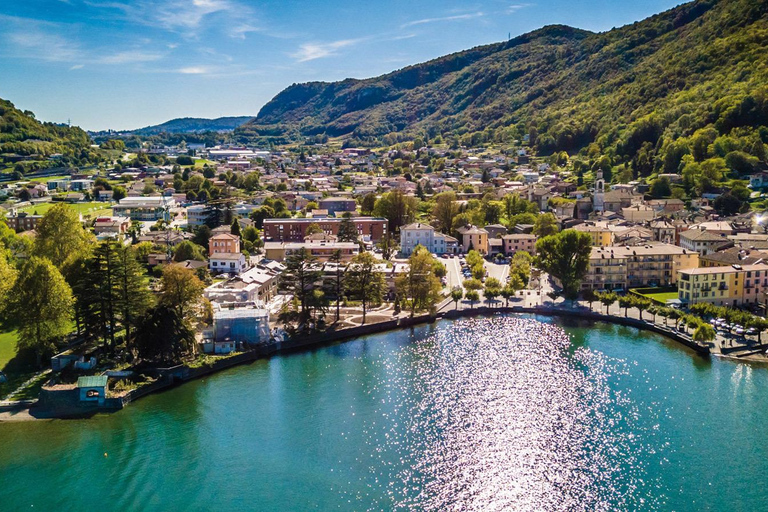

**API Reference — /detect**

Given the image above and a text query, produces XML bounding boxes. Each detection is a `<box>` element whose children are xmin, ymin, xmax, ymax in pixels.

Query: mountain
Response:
<box><xmin>0</xmin><ymin>98</ymin><xmax>94</xmax><ymax>163</ymax></box>
<box><xmin>236</xmin><ymin>0</ymin><xmax>768</xmax><ymax>169</ymax></box>
<box><xmin>130</xmin><ymin>116</ymin><xmax>254</xmax><ymax>135</ymax></box>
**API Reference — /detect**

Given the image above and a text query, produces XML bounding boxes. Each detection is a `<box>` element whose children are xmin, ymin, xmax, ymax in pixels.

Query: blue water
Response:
<box><xmin>1</xmin><ymin>315</ymin><xmax>767</xmax><ymax>511</ymax></box>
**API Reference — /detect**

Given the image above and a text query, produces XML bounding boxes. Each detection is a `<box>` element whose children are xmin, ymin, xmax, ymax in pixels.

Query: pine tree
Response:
<box><xmin>115</xmin><ymin>244</ymin><xmax>153</xmax><ymax>343</ymax></box>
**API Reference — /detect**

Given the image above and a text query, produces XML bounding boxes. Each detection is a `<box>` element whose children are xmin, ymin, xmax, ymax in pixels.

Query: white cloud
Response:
<box><xmin>401</xmin><ymin>12</ymin><xmax>484</xmax><ymax>28</ymax></box>
<box><xmin>70</xmin><ymin>64</ymin><xmax>85</xmax><ymax>70</ymax></box>
<box><xmin>87</xmin><ymin>0</ymin><xmax>245</xmax><ymax>31</ymax></box>
<box><xmin>506</xmin><ymin>3</ymin><xmax>533</xmax><ymax>14</ymax></box>
<box><xmin>177</xmin><ymin>66</ymin><xmax>210</xmax><ymax>74</ymax></box>
<box><xmin>230</xmin><ymin>24</ymin><xmax>262</xmax><ymax>39</ymax></box>
<box><xmin>291</xmin><ymin>38</ymin><xmax>366</xmax><ymax>62</ymax></box>
<box><xmin>98</xmin><ymin>51</ymin><xmax>164</xmax><ymax>64</ymax></box>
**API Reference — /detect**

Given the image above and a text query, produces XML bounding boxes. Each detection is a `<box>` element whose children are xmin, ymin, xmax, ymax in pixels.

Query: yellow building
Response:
<box><xmin>572</xmin><ymin>221</ymin><xmax>614</xmax><ymax>247</ymax></box>
<box><xmin>582</xmin><ymin>243</ymin><xmax>699</xmax><ymax>291</ymax></box>
<box><xmin>678</xmin><ymin>264</ymin><xmax>768</xmax><ymax>307</ymax></box>
<box><xmin>456</xmin><ymin>225</ymin><xmax>489</xmax><ymax>254</ymax></box>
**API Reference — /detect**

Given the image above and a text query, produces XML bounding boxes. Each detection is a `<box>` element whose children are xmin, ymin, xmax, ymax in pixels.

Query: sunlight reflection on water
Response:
<box><xmin>354</xmin><ymin>316</ymin><xmax>664</xmax><ymax>511</ymax></box>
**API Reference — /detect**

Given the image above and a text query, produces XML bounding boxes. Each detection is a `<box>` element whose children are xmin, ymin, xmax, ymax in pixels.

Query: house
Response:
<box><xmin>4</xmin><ymin>212</ymin><xmax>42</xmax><ymax>232</ymax></box>
<box><xmin>501</xmin><ymin>234</ymin><xmax>537</xmax><ymax>256</ymax></box>
<box><xmin>209</xmin><ymin>252</ymin><xmax>248</xmax><ymax>274</ymax></box>
<box><xmin>318</xmin><ymin>197</ymin><xmax>357</xmax><ymax>215</ymax></box>
<box><xmin>622</xmin><ymin>204</ymin><xmax>655</xmax><ymax>222</ymax></box>
<box><xmin>204</xmin><ymin>265</ymin><xmax>280</xmax><ymax>306</ymax></box>
<box><xmin>93</xmin><ymin>216</ymin><xmax>130</xmax><ymax>236</ymax></box>
<box><xmin>70</xmin><ymin>179</ymin><xmax>94</xmax><ymax>192</ymax></box>
<box><xmin>456</xmin><ymin>225</ymin><xmax>489</xmax><ymax>254</ymax></box>
<box><xmin>399</xmin><ymin>223</ymin><xmax>458</xmax><ymax>256</ymax></box>
<box><xmin>77</xmin><ymin>375</ymin><xmax>108</xmax><ymax>405</ymax></box>
<box><xmin>263</xmin><ymin>240</ymin><xmax>359</xmax><ymax>262</ymax></box>
<box><xmin>679</xmin><ymin>229</ymin><xmax>732</xmax><ymax>256</ymax></box>
<box><xmin>209</xmin><ymin>233</ymin><xmax>240</xmax><ymax>256</ymax></box>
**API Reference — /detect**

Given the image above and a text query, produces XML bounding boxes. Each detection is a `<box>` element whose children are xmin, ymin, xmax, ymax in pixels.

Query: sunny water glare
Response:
<box><xmin>2</xmin><ymin>315</ymin><xmax>768</xmax><ymax>511</ymax></box>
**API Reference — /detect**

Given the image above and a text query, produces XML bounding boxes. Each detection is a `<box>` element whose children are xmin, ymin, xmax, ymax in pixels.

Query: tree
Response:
<box><xmin>582</xmin><ymin>288</ymin><xmax>598</xmax><ymax>311</ymax></box>
<box><xmin>305</xmin><ymin>223</ymin><xmax>323</xmax><ymax>235</ymax></box>
<box><xmin>693</xmin><ymin>324</ymin><xmax>716</xmax><ymax>343</ymax></box>
<box><xmin>115</xmin><ymin>243</ymin><xmax>153</xmax><ymax>343</ymax></box>
<box><xmin>133</xmin><ymin>305</ymin><xmax>195</xmax><ymax>364</ymax></box>
<box><xmin>173</xmin><ymin>241</ymin><xmax>206</xmax><ymax>262</ymax></box>
<box><xmin>158</xmin><ymin>265</ymin><xmax>205</xmax><ymax>322</ymax></box>
<box><xmin>192</xmin><ymin>225</ymin><xmax>212</xmax><ymax>250</ymax></box>
<box><xmin>713</xmin><ymin>192</ymin><xmax>743</xmax><ymax>216</ymax></box>
<box><xmin>598</xmin><ymin>291</ymin><xmax>618</xmax><ymax>315</ymax></box>
<box><xmin>344</xmin><ymin>252</ymin><xmax>385</xmax><ymax>325</ymax></box>
<box><xmin>0</xmin><ymin>247</ymin><xmax>17</xmax><ymax>318</ymax></box>
<box><xmin>279</xmin><ymin>248</ymin><xmax>323</xmax><ymax>327</ymax></box>
<box><xmin>635</xmin><ymin>297</ymin><xmax>652</xmax><ymax>321</ymax></box>
<box><xmin>618</xmin><ymin>295</ymin><xmax>634</xmax><ymax>317</ymax></box>
<box><xmin>504</xmin><ymin>274</ymin><xmax>525</xmax><ymax>306</ymax></box>
<box><xmin>6</xmin><ymin>257</ymin><xmax>74</xmax><ymax>366</ymax></box>
<box><xmin>34</xmin><ymin>203</ymin><xmax>93</xmax><ymax>270</ymax></box>
<box><xmin>328</xmin><ymin>249</ymin><xmax>345</xmax><ymax>322</ymax></box>
<box><xmin>377</xmin><ymin>232</ymin><xmax>397</xmax><ymax>260</ymax></box>
<box><xmin>748</xmin><ymin>317</ymin><xmax>768</xmax><ymax>344</ymax></box>
<box><xmin>396</xmin><ymin>246</ymin><xmax>442</xmax><ymax>317</ymax></box>
<box><xmin>533</xmin><ymin>213</ymin><xmax>558</xmax><ymax>237</ymax></box>
<box><xmin>373</xmin><ymin>190</ymin><xmax>418</xmax><ymax>233</ymax></box>
<box><xmin>465</xmin><ymin>289</ymin><xmax>479</xmax><ymax>308</ymax></box>
<box><xmin>112</xmin><ymin>186</ymin><xmax>127</xmax><ymax>201</ymax></box>
<box><xmin>650</xmin><ymin>177</ymin><xmax>672</xmax><ymax>198</ymax></box>
<box><xmin>535</xmin><ymin>230</ymin><xmax>592</xmax><ymax>298</ymax></box>
<box><xmin>451</xmin><ymin>286</ymin><xmax>463</xmax><ymax>309</ymax></box>
<box><xmin>463</xmin><ymin>278</ymin><xmax>483</xmax><ymax>291</ymax></box>
<box><xmin>484</xmin><ymin>277</ymin><xmax>502</xmax><ymax>306</ymax></box>
<box><xmin>360</xmin><ymin>193</ymin><xmax>377</xmax><ymax>215</ymax></box>
<box><xmin>337</xmin><ymin>213</ymin><xmax>359</xmax><ymax>243</ymax></box>
<box><xmin>432</xmin><ymin>192</ymin><xmax>458</xmax><ymax>234</ymax></box>
<box><xmin>231</xmin><ymin>218</ymin><xmax>242</xmax><ymax>237</ymax></box>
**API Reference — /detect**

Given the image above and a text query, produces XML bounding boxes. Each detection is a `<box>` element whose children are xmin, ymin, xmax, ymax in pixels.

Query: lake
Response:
<box><xmin>1</xmin><ymin>314</ymin><xmax>766</xmax><ymax>511</ymax></box>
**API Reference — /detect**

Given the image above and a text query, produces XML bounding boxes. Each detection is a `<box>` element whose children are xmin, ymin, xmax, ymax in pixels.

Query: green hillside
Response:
<box><xmin>0</xmin><ymin>99</ymin><xmax>100</xmax><ymax>169</ymax></box>
<box><xmin>132</xmin><ymin>116</ymin><xmax>254</xmax><ymax>135</ymax></box>
<box><xmin>236</xmin><ymin>0</ymin><xmax>768</xmax><ymax>177</ymax></box>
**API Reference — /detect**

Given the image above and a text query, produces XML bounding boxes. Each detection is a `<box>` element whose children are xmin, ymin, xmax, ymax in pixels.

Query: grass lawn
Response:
<box><xmin>194</xmin><ymin>158</ymin><xmax>216</xmax><ymax>166</ymax></box>
<box><xmin>631</xmin><ymin>288</ymin><xmax>679</xmax><ymax>304</ymax></box>
<box><xmin>18</xmin><ymin>201</ymin><xmax>111</xmax><ymax>217</ymax></box>
<box><xmin>0</xmin><ymin>330</ymin><xmax>18</xmax><ymax>371</ymax></box>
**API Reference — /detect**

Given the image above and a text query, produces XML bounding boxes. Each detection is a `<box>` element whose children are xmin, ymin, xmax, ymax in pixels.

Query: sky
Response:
<box><xmin>0</xmin><ymin>0</ymin><xmax>684</xmax><ymax>131</ymax></box>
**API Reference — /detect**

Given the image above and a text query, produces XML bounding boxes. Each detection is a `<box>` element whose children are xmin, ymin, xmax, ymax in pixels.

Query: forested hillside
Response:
<box><xmin>236</xmin><ymin>0</ymin><xmax>768</xmax><ymax>182</ymax></box>
<box><xmin>0</xmin><ymin>99</ymin><xmax>98</xmax><ymax>167</ymax></box>
<box><xmin>131</xmin><ymin>116</ymin><xmax>254</xmax><ymax>135</ymax></box>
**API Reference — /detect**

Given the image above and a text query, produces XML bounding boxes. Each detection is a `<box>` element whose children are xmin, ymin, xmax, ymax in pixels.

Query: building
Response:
<box><xmin>399</xmin><ymin>223</ymin><xmax>458</xmax><ymax>256</ymax></box>
<box><xmin>211</xmin><ymin>307</ymin><xmax>270</xmax><ymax>346</ymax></box>
<box><xmin>263</xmin><ymin>240</ymin><xmax>359</xmax><ymax>262</ymax></box>
<box><xmin>92</xmin><ymin>216</ymin><xmax>130</xmax><ymax>236</ymax></box>
<box><xmin>699</xmin><ymin>247</ymin><xmax>768</xmax><ymax>268</ymax></box>
<box><xmin>679</xmin><ymin>229</ymin><xmax>732</xmax><ymax>256</ymax></box>
<box><xmin>582</xmin><ymin>243</ymin><xmax>699</xmax><ymax>291</ymax></box>
<box><xmin>456</xmin><ymin>225</ymin><xmax>489</xmax><ymax>254</ymax></box>
<box><xmin>4</xmin><ymin>211</ymin><xmax>42</xmax><ymax>232</ymax></box>
<box><xmin>112</xmin><ymin>196</ymin><xmax>174</xmax><ymax>221</ymax></box>
<box><xmin>77</xmin><ymin>375</ymin><xmax>108</xmax><ymax>405</ymax></box>
<box><xmin>209</xmin><ymin>233</ymin><xmax>240</xmax><ymax>256</ymax></box>
<box><xmin>622</xmin><ymin>204</ymin><xmax>655</xmax><ymax>222</ymax></box>
<box><xmin>593</xmin><ymin>170</ymin><xmax>605</xmax><ymax>212</ymax></box>
<box><xmin>204</xmin><ymin>264</ymin><xmax>280</xmax><ymax>306</ymax></box>
<box><xmin>572</xmin><ymin>221</ymin><xmax>614</xmax><ymax>247</ymax></box>
<box><xmin>186</xmin><ymin>205</ymin><xmax>209</xmax><ymax>227</ymax></box>
<box><xmin>678</xmin><ymin>264</ymin><xmax>768</xmax><ymax>307</ymax></box>
<box><xmin>501</xmin><ymin>234</ymin><xmax>537</xmax><ymax>256</ymax></box>
<box><xmin>263</xmin><ymin>217</ymin><xmax>388</xmax><ymax>243</ymax></box>
<box><xmin>318</xmin><ymin>197</ymin><xmax>357</xmax><ymax>215</ymax></box>
<box><xmin>70</xmin><ymin>179</ymin><xmax>94</xmax><ymax>192</ymax></box>
<box><xmin>209</xmin><ymin>252</ymin><xmax>248</xmax><ymax>274</ymax></box>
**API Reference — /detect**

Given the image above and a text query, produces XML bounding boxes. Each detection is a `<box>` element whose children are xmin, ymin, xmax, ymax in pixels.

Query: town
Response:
<box><xmin>1</xmin><ymin>132</ymin><xmax>768</xmax><ymax>413</ymax></box>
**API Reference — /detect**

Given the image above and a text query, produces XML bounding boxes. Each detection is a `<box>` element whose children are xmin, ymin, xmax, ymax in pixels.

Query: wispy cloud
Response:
<box><xmin>506</xmin><ymin>3</ymin><xmax>533</xmax><ymax>14</ymax></box>
<box><xmin>69</xmin><ymin>64</ymin><xmax>85</xmax><ymax>70</ymax></box>
<box><xmin>87</xmin><ymin>0</ymin><xmax>248</xmax><ymax>33</ymax></box>
<box><xmin>177</xmin><ymin>66</ymin><xmax>210</xmax><ymax>74</ymax></box>
<box><xmin>290</xmin><ymin>38</ymin><xmax>367</xmax><ymax>62</ymax></box>
<box><xmin>98</xmin><ymin>51</ymin><xmax>164</xmax><ymax>64</ymax></box>
<box><xmin>401</xmin><ymin>11</ymin><xmax>484</xmax><ymax>29</ymax></box>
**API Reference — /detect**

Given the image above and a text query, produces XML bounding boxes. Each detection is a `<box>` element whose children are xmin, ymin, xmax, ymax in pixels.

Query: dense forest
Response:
<box><xmin>0</xmin><ymin>99</ymin><xmax>100</xmax><ymax>167</ymax></box>
<box><xmin>237</xmin><ymin>0</ymin><xmax>768</xmax><ymax>182</ymax></box>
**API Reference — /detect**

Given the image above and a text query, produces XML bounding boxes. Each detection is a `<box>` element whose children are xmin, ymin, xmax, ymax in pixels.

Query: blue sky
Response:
<box><xmin>0</xmin><ymin>0</ymin><xmax>683</xmax><ymax>130</ymax></box>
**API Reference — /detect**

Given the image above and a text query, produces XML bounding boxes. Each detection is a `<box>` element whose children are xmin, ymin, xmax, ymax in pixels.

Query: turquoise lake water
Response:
<box><xmin>1</xmin><ymin>314</ymin><xmax>767</xmax><ymax>511</ymax></box>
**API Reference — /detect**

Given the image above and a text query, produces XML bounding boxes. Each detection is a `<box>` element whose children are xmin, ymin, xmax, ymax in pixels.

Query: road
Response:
<box><xmin>437</xmin><ymin>255</ymin><xmax>464</xmax><ymax>290</ymax></box>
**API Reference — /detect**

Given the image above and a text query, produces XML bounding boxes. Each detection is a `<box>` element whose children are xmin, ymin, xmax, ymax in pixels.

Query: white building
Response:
<box><xmin>209</xmin><ymin>252</ymin><xmax>248</xmax><ymax>274</ymax></box>
<box><xmin>186</xmin><ymin>204</ymin><xmax>209</xmax><ymax>226</ymax></box>
<box><xmin>400</xmin><ymin>223</ymin><xmax>458</xmax><ymax>256</ymax></box>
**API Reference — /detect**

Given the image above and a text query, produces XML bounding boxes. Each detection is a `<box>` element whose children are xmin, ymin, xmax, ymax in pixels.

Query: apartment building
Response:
<box><xmin>263</xmin><ymin>217</ymin><xmax>388</xmax><ymax>243</ymax></box>
<box><xmin>456</xmin><ymin>225</ymin><xmax>489</xmax><ymax>254</ymax></box>
<box><xmin>501</xmin><ymin>234</ymin><xmax>537</xmax><ymax>256</ymax></box>
<box><xmin>582</xmin><ymin>243</ymin><xmax>699</xmax><ymax>291</ymax></box>
<box><xmin>678</xmin><ymin>264</ymin><xmax>768</xmax><ymax>307</ymax></box>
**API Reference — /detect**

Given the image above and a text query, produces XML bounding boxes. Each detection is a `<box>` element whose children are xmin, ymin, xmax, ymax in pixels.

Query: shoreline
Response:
<box><xmin>0</xmin><ymin>305</ymin><xmax>730</xmax><ymax>422</ymax></box>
